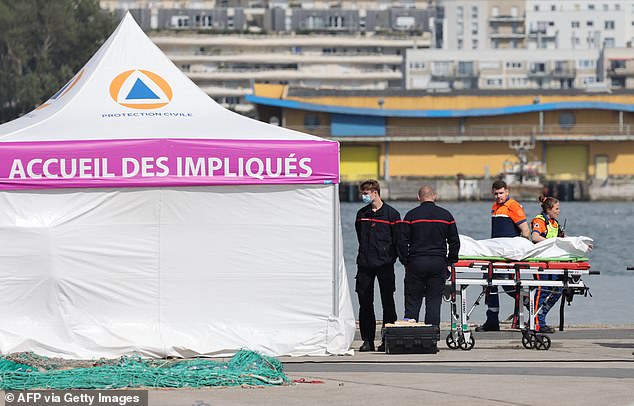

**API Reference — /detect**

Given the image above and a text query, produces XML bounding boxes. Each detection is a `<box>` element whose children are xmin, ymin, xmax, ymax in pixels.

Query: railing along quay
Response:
<box><xmin>287</xmin><ymin>124</ymin><xmax>634</xmax><ymax>141</ymax></box>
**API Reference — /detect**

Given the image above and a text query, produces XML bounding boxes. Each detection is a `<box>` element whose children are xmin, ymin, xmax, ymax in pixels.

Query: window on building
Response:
<box><xmin>472</xmin><ymin>6</ymin><xmax>478</xmax><ymax>17</ymax></box>
<box><xmin>588</xmin><ymin>4</ymin><xmax>595</xmax><ymax>10</ymax></box>
<box><xmin>472</xmin><ymin>39</ymin><xmax>479</xmax><ymax>49</ymax></box>
<box><xmin>612</xmin><ymin>77</ymin><xmax>626</xmax><ymax>87</ymax></box>
<box><xmin>574</xmin><ymin>3</ymin><xmax>581</xmax><ymax>11</ymax></box>
<box><xmin>512</xmin><ymin>22</ymin><xmax>520</xmax><ymax>33</ymax></box>
<box><xmin>534</xmin><ymin>4</ymin><xmax>539</xmax><ymax>11</ymax></box>
<box><xmin>587</xmin><ymin>20</ymin><xmax>594</xmax><ymax>27</ymax></box>
<box><xmin>610</xmin><ymin>59</ymin><xmax>626</xmax><ymax>70</ymax></box>
<box><xmin>511</xmin><ymin>6</ymin><xmax>518</xmax><ymax>16</ymax></box>
<box><xmin>603</xmin><ymin>3</ymin><xmax>609</xmax><ymax>11</ymax></box>
<box><xmin>572</xmin><ymin>21</ymin><xmax>580</xmax><ymax>28</ymax></box>
<box><xmin>559</xmin><ymin>112</ymin><xmax>576</xmax><ymax>129</ymax></box>
<box><xmin>485</xmin><ymin>78</ymin><xmax>504</xmax><ymax>87</ymax></box>
<box><xmin>605</xmin><ymin>37</ymin><xmax>615</xmax><ymax>47</ymax></box>
<box><xmin>304</xmin><ymin>114</ymin><xmax>321</xmax><ymax>130</ymax></box>
<box><xmin>480</xmin><ymin>61</ymin><xmax>500</xmax><ymax>69</ymax></box>
<box><xmin>457</xmin><ymin>23</ymin><xmax>463</xmax><ymax>34</ymax></box>
<box><xmin>616</xmin><ymin>3</ymin><xmax>621</xmax><ymax>11</ymax></box>
<box><xmin>491</xmin><ymin>6</ymin><xmax>499</xmax><ymax>16</ymax></box>
<box><xmin>510</xmin><ymin>77</ymin><xmax>528</xmax><ymax>87</ymax></box>
<box><xmin>506</xmin><ymin>61</ymin><xmax>523</xmax><ymax>69</ymax></box>
<box><xmin>171</xmin><ymin>16</ymin><xmax>191</xmax><ymax>28</ymax></box>
<box><xmin>432</xmin><ymin>61</ymin><xmax>451</xmax><ymax>75</ymax></box>
<box><xmin>551</xmin><ymin>4</ymin><xmax>556</xmax><ymax>11</ymax></box>
<box><xmin>458</xmin><ymin>39</ymin><xmax>463</xmax><ymax>49</ymax></box>
<box><xmin>457</xmin><ymin>6</ymin><xmax>463</xmax><ymax>18</ymax></box>
<box><xmin>578</xmin><ymin>59</ymin><xmax>596</xmax><ymax>69</ymax></box>
<box><xmin>458</xmin><ymin>61</ymin><xmax>474</xmax><ymax>75</ymax></box>
<box><xmin>605</xmin><ymin>20</ymin><xmax>615</xmax><ymax>29</ymax></box>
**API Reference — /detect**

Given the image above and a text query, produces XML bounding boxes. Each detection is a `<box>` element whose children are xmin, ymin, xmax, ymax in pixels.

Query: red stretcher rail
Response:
<box><xmin>454</xmin><ymin>260</ymin><xmax>598</xmax><ymax>274</ymax></box>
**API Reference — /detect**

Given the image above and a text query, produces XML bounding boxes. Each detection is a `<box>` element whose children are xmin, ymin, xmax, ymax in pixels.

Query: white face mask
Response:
<box><xmin>361</xmin><ymin>194</ymin><xmax>373</xmax><ymax>204</ymax></box>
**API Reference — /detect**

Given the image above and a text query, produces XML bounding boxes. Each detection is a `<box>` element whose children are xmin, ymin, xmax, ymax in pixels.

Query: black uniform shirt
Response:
<box><xmin>355</xmin><ymin>202</ymin><xmax>401</xmax><ymax>269</ymax></box>
<box><xmin>398</xmin><ymin>201</ymin><xmax>460</xmax><ymax>266</ymax></box>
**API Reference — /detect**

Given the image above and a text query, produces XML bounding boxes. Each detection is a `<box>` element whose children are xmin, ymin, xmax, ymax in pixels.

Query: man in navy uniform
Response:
<box><xmin>355</xmin><ymin>179</ymin><xmax>401</xmax><ymax>352</ymax></box>
<box><xmin>398</xmin><ymin>185</ymin><xmax>460</xmax><ymax>326</ymax></box>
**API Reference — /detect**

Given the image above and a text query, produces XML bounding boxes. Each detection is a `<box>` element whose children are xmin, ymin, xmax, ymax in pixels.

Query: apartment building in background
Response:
<box><xmin>525</xmin><ymin>0</ymin><xmax>634</xmax><ymax>49</ymax></box>
<box><xmin>405</xmin><ymin>48</ymin><xmax>600</xmax><ymax>90</ymax></box>
<box><xmin>439</xmin><ymin>0</ymin><xmax>526</xmax><ymax>50</ymax></box>
<box><xmin>438</xmin><ymin>0</ymin><xmax>634</xmax><ymax>50</ymax></box>
<box><xmin>100</xmin><ymin>0</ymin><xmax>435</xmax><ymax>115</ymax></box>
<box><xmin>100</xmin><ymin>1</ymin><xmax>435</xmax><ymax>33</ymax></box>
<box><xmin>153</xmin><ymin>35</ymin><xmax>430</xmax><ymax>114</ymax></box>
<box><xmin>100</xmin><ymin>0</ymin><xmax>634</xmax><ymax>111</ymax></box>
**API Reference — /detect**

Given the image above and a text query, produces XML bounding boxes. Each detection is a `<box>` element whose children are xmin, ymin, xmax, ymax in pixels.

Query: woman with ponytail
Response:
<box><xmin>529</xmin><ymin>195</ymin><xmax>564</xmax><ymax>333</ymax></box>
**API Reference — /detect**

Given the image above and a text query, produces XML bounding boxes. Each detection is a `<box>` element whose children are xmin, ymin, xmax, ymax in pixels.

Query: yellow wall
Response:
<box><xmin>385</xmin><ymin>142</ymin><xmax>529</xmax><ymax>177</ymax></box>
<box><xmin>284</xmin><ymin>109</ymin><xmax>330</xmax><ymax>128</ymax></box>
<box><xmin>543</xmin><ymin>109</ymin><xmax>620</xmax><ymax>127</ymax></box>
<box><xmin>340</xmin><ymin>145</ymin><xmax>379</xmax><ymax>181</ymax></box>
<box><xmin>466</xmin><ymin>113</ymin><xmax>539</xmax><ymax>126</ymax></box>
<box><xmin>252</xmin><ymin>83</ymin><xmax>287</xmax><ymax>99</ymax></box>
<box><xmin>588</xmin><ymin>142</ymin><xmax>634</xmax><ymax>176</ymax></box>
<box><xmin>388</xmin><ymin>117</ymin><xmax>459</xmax><ymax>127</ymax></box>
<box><xmin>545</xmin><ymin>144</ymin><xmax>589</xmax><ymax>180</ymax></box>
<box><xmin>286</xmin><ymin>94</ymin><xmax>634</xmax><ymax>111</ymax></box>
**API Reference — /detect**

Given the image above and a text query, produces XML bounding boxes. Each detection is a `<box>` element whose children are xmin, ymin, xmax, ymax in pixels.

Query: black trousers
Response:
<box><xmin>355</xmin><ymin>264</ymin><xmax>397</xmax><ymax>341</ymax></box>
<box><xmin>404</xmin><ymin>256</ymin><xmax>446</xmax><ymax>326</ymax></box>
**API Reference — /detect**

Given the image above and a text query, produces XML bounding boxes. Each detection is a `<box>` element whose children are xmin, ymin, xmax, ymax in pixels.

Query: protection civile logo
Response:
<box><xmin>109</xmin><ymin>69</ymin><xmax>173</xmax><ymax>109</ymax></box>
<box><xmin>36</xmin><ymin>69</ymin><xmax>85</xmax><ymax>110</ymax></box>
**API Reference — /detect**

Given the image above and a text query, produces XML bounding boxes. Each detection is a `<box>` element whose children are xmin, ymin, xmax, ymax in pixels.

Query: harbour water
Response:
<box><xmin>341</xmin><ymin>201</ymin><xmax>634</xmax><ymax>325</ymax></box>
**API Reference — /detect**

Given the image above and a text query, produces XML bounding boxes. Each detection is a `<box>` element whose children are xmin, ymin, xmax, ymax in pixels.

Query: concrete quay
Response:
<box><xmin>145</xmin><ymin>326</ymin><xmax>634</xmax><ymax>406</ymax></box>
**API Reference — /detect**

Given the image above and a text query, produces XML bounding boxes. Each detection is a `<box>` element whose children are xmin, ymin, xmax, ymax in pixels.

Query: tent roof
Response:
<box><xmin>0</xmin><ymin>13</ymin><xmax>320</xmax><ymax>143</ymax></box>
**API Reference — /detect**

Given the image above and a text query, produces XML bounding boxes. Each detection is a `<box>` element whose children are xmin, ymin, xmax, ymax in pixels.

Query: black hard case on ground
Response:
<box><xmin>382</xmin><ymin>325</ymin><xmax>440</xmax><ymax>354</ymax></box>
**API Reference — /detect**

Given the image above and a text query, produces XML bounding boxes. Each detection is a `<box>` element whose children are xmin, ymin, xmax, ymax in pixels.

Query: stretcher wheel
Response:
<box><xmin>458</xmin><ymin>335</ymin><xmax>475</xmax><ymax>351</ymax></box>
<box><xmin>522</xmin><ymin>332</ymin><xmax>535</xmax><ymax>349</ymax></box>
<box><xmin>534</xmin><ymin>334</ymin><xmax>551</xmax><ymax>351</ymax></box>
<box><xmin>446</xmin><ymin>334</ymin><xmax>459</xmax><ymax>349</ymax></box>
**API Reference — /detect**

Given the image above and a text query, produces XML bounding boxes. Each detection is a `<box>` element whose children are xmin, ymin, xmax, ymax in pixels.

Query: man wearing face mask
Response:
<box><xmin>355</xmin><ymin>179</ymin><xmax>401</xmax><ymax>352</ymax></box>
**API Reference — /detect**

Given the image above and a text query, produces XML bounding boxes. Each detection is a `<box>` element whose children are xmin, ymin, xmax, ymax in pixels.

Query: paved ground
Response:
<box><xmin>145</xmin><ymin>326</ymin><xmax>634</xmax><ymax>406</ymax></box>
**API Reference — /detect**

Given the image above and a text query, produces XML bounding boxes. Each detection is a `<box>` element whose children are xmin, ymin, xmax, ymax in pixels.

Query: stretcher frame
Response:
<box><xmin>445</xmin><ymin>257</ymin><xmax>598</xmax><ymax>351</ymax></box>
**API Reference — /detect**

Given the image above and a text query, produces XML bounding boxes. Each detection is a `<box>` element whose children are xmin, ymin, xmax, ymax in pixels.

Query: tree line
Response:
<box><xmin>0</xmin><ymin>0</ymin><xmax>116</xmax><ymax>123</ymax></box>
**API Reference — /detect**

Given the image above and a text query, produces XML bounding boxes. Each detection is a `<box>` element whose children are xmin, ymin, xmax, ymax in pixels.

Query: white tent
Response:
<box><xmin>0</xmin><ymin>14</ymin><xmax>355</xmax><ymax>358</ymax></box>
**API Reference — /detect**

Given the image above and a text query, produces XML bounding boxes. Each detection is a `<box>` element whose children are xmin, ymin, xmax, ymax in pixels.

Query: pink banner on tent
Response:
<box><xmin>0</xmin><ymin>138</ymin><xmax>340</xmax><ymax>190</ymax></box>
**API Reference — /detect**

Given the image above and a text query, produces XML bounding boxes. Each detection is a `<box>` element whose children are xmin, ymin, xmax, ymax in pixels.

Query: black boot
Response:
<box><xmin>359</xmin><ymin>341</ymin><xmax>375</xmax><ymax>352</ymax></box>
<box><xmin>476</xmin><ymin>310</ymin><xmax>500</xmax><ymax>332</ymax></box>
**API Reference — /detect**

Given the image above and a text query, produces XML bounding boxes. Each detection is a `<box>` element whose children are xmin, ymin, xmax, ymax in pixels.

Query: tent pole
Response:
<box><xmin>332</xmin><ymin>183</ymin><xmax>340</xmax><ymax>317</ymax></box>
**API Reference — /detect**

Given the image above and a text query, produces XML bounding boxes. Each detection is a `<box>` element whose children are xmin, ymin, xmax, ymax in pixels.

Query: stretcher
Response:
<box><xmin>444</xmin><ymin>257</ymin><xmax>599</xmax><ymax>351</ymax></box>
